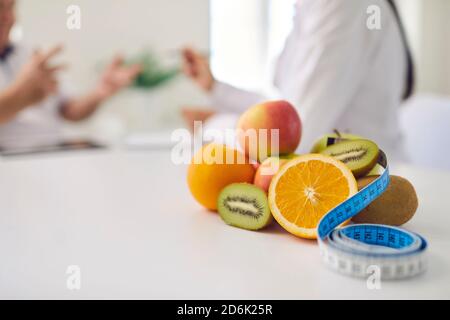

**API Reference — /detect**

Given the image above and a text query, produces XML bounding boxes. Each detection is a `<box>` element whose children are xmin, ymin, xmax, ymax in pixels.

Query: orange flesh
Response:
<box><xmin>274</xmin><ymin>160</ymin><xmax>350</xmax><ymax>228</ymax></box>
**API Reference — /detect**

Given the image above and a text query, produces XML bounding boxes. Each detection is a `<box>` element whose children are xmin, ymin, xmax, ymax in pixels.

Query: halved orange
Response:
<box><xmin>268</xmin><ymin>154</ymin><xmax>358</xmax><ymax>239</ymax></box>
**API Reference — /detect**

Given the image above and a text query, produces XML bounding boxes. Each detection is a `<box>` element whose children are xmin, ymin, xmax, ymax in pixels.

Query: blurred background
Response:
<box><xmin>11</xmin><ymin>0</ymin><xmax>450</xmax><ymax>170</ymax></box>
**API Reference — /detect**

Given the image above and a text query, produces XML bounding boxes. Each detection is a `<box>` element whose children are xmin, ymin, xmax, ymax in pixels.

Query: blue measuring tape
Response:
<box><xmin>317</xmin><ymin>152</ymin><xmax>428</xmax><ymax>280</ymax></box>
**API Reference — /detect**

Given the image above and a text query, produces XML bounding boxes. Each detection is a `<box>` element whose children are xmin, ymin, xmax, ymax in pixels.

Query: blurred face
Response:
<box><xmin>0</xmin><ymin>0</ymin><xmax>16</xmax><ymax>50</ymax></box>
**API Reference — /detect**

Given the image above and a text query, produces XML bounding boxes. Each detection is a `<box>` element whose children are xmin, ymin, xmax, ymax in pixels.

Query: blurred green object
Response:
<box><xmin>128</xmin><ymin>51</ymin><xmax>180</xmax><ymax>89</ymax></box>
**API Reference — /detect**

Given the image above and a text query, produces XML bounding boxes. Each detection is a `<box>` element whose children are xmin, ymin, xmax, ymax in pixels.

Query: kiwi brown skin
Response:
<box><xmin>352</xmin><ymin>175</ymin><xmax>418</xmax><ymax>226</ymax></box>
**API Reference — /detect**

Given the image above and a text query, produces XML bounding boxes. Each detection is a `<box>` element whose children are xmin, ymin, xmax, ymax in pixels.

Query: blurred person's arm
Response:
<box><xmin>60</xmin><ymin>55</ymin><xmax>141</xmax><ymax>121</ymax></box>
<box><xmin>0</xmin><ymin>46</ymin><xmax>64</xmax><ymax>124</ymax></box>
<box><xmin>182</xmin><ymin>48</ymin><xmax>266</xmax><ymax>113</ymax></box>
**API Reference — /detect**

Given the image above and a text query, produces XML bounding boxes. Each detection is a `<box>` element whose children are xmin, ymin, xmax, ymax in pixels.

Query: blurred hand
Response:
<box><xmin>182</xmin><ymin>47</ymin><xmax>214</xmax><ymax>92</ymax></box>
<box><xmin>96</xmin><ymin>54</ymin><xmax>142</xmax><ymax>100</ymax></box>
<box><xmin>12</xmin><ymin>45</ymin><xmax>65</xmax><ymax>107</ymax></box>
<box><xmin>181</xmin><ymin>107</ymin><xmax>216</xmax><ymax>132</ymax></box>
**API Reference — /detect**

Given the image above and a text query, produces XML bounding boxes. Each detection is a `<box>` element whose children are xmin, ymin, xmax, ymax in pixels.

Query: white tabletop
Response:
<box><xmin>0</xmin><ymin>150</ymin><xmax>449</xmax><ymax>299</ymax></box>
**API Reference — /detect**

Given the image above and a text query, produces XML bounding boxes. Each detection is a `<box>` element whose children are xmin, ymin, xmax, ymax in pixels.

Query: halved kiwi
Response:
<box><xmin>217</xmin><ymin>183</ymin><xmax>272</xmax><ymax>231</ymax></box>
<box><xmin>320</xmin><ymin>139</ymin><xmax>379</xmax><ymax>178</ymax></box>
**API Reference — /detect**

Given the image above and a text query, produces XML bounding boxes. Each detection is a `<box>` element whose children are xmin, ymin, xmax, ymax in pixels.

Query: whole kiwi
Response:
<box><xmin>352</xmin><ymin>175</ymin><xmax>418</xmax><ymax>226</ymax></box>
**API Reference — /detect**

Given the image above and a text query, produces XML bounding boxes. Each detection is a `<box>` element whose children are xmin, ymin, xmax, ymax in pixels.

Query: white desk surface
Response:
<box><xmin>0</xmin><ymin>150</ymin><xmax>449</xmax><ymax>299</ymax></box>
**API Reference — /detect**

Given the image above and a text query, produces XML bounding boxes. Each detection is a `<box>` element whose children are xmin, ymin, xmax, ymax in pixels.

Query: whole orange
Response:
<box><xmin>187</xmin><ymin>144</ymin><xmax>256</xmax><ymax>211</ymax></box>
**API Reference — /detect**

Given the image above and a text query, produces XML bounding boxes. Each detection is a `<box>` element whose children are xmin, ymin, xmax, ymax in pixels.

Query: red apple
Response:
<box><xmin>237</xmin><ymin>100</ymin><xmax>302</xmax><ymax>162</ymax></box>
<box><xmin>254</xmin><ymin>157</ymin><xmax>291</xmax><ymax>193</ymax></box>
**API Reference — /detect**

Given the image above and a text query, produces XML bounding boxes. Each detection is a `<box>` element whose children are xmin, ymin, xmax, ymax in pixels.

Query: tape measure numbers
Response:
<box><xmin>317</xmin><ymin>152</ymin><xmax>428</xmax><ymax>280</ymax></box>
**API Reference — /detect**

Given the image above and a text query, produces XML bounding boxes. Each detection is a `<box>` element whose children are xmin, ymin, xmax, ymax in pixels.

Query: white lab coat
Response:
<box><xmin>208</xmin><ymin>0</ymin><xmax>408</xmax><ymax>161</ymax></box>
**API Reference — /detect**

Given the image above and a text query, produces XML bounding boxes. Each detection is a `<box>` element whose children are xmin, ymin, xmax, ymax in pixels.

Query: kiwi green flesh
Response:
<box><xmin>218</xmin><ymin>183</ymin><xmax>272</xmax><ymax>231</ymax></box>
<box><xmin>321</xmin><ymin>139</ymin><xmax>379</xmax><ymax>178</ymax></box>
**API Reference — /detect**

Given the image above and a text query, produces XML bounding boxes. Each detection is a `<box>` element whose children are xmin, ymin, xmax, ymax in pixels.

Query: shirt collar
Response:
<box><xmin>0</xmin><ymin>45</ymin><xmax>14</xmax><ymax>62</ymax></box>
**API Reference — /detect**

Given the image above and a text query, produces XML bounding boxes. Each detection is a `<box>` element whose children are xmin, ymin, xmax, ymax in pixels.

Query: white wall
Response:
<box><xmin>210</xmin><ymin>0</ymin><xmax>268</xmax><ymax>90</ymax></box>
<box><xmin>397</xmin><ymin>0</ymin><xmax>450</xmax><ymax>96</ymax></box>
<box><xmin>210</xmin><ymin>0</ymin><xmax>295</xmax><ymax>93</ymax></box>
<box><xmin>15</xmin><ymin>0</ymin><xmax>210</xmax><ymax>134</ymax></box>
<box><xmin>417</xmin><ymin>0</ymin><xmax>450</xmax><ymax>95</ymax></box>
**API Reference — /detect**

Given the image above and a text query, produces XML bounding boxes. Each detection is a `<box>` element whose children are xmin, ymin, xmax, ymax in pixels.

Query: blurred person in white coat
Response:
<box><xmin>0</xmin><ymin>0</ymin><xmax>141</xmax><ymax>146</ymax></box>
<box><xmin>182</xmin><ymin>0</ymin><xmax>414</xmax><ymax>161</ymax></box>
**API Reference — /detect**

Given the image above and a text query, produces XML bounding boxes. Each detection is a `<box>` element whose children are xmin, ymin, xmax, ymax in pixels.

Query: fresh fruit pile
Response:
<box><xmin>187</xmin><ymin>100</ymin><xmax>419</xmax><ymax>239</ymax></box>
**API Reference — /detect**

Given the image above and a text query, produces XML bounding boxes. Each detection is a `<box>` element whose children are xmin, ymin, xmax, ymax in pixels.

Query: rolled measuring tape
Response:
<box><xmin>317</xmin><ymin>150</ymin><xmax>428</xmax><ymax>280</ymax></box>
